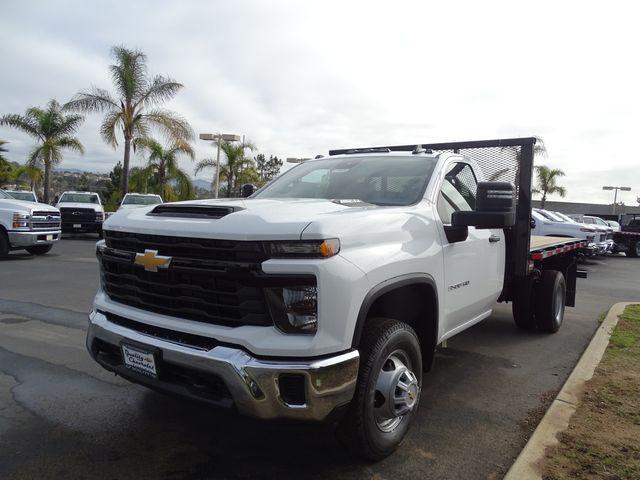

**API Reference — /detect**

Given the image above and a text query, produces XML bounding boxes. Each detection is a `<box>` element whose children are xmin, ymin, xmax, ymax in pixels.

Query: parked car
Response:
<box><xmin>531</xmin><ymin>209</ymin><xmax>597</xmax><ymax>255</ymax></box>
<box><xmin>0</xmin><ymin>188</ymin><xmax>61</xmax><ymax>257</ymax></box>
<box><xmin>5</xmin><ymin>190</ymin><xmax>38</xmax><ymax>202</ymax></box>
<box><xmin>55</xmin><ymin>191</ymin><xmax>105</xmax><ymax>237</ymax></box>
<box><xmin>606</xmin><ymin>220</ymin><xmax>620</xmax><ymax>231</ymax></box>
<box><xmin>87</xmin><ymin>137</ymin><xmax>588</xmax><ymax>460</ymax></box>
<box><xmin>568</xmin><ymin>214</ymin><xmax>613</xmax><ymax>253</ymax></box>
<box><xmin>118</xmin><ymin>193</ymin><xmax>163</xmax><ymax>211</ymax></box>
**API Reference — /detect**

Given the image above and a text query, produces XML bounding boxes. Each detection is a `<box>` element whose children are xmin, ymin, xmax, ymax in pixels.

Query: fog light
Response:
<box><xmin>267</xmin><ymin>286</ymin><xmax>318</xmax><ymax>334</ymax></box>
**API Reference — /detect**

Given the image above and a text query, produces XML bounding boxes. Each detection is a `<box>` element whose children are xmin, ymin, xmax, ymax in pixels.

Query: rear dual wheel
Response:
<box><xmin>512</xmin><ymin>270</ymin><xmax>566</xmax><ymax>333</ymax></box>
<box><xmin>338</xmin><ymin>318</ymin><xmax>422</xmax><ymax>460</ymax></box>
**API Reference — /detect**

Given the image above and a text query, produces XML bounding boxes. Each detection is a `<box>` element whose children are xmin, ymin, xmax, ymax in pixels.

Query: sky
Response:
<box><xmin>1</xmin><ymin>0</ymin><xmax>639</xmax><ymax>205</ymax></box>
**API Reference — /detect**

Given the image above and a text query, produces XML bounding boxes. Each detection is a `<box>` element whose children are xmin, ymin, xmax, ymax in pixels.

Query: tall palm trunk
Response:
<box><xmin>122</xmin><ymin>136</ymin><xmax>132</xmax><ymax>194</ymax></box>
<box><xmin>43</xmin><ymin>157</ymin><xmax>52</xmax><ymax>204</ymax></box>
<box><xmin>158</xmin><ymin>161</ymin><xmax>166</xmax><ymax>197</ymax></box>
<box><xmin>541</xmin><ymin>194</ymin><xmax>547</xmax><ymax>209</ymax></box>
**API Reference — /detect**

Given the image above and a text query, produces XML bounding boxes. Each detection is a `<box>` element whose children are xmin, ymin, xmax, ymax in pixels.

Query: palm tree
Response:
<box><xmin>136</xmin><ymin>138</ymin><xmax>195</xmax><ymax>201</ymax></box>
<box><xmin>533</xmin><ymin>165</ymin><xmax>566</xmax><ymax>209</ymax></box>
<box><xmin>13</xmin><ymin>164</ymin><xmax>44</xmax><ymax>191</ymax></box>
<box><xmin>64</xmin><ymin>46</ymin><xmax>193</xmax><ymax>194</ymax></box>
<box><xmin>1</xmin><ymin>100</ymin><xmax>84</xmax><ymax>203</ymax></box>
<box><xmin>195</xmin><ymin>140</ymin><xmax>256</xmax><ymax>197</ymax></box>
<box><xmin>0</xmin><ymin>140</ymin><xmax>8</xmax><ymax>164</ymax></box>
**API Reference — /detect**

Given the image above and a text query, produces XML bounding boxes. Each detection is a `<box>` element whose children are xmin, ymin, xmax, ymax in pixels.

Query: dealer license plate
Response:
<box><xmin>121</xmin><ymin>344</ymin><xmax>158</xmax><ymax>378</ymax></box>
<box><xmin>46</xmin><ymin>235</ymin><xmax>53</xmax><ymax>241</ymax></box>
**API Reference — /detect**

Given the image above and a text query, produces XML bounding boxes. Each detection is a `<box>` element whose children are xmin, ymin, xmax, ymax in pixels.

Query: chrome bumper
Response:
<box><xmin>8</xmin><ymin>230</ymin><xmax>61</xmax><ymax>246</ymax></box>
<box><xmin>86</xmin><ymin>310</ymin><xmax>359</xmax><ymax>421</ymax></box>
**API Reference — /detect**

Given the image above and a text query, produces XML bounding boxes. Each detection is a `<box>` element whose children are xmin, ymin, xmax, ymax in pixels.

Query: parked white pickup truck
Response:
<box><xmin>87</xmin><ymin>138</ymin><xmax>587</xmax><ymax>459</ymax></box>
<box><xmin>531</xmin><ymin>209</ymin><xmax>598</xmax><ymax>256</ymax></box>
<box><xmin>118</xmin><ymin>193</ymin><xmax>163</xmax><ymax>211</ymax></box>
<box><xmin>0</xmin><ymin>188</ymin><xmax>61</xmax><ymax>257</ymax></box>
<box><xmin>56</xmin><ymin>191</ymin><xmax>105</xmax><ymax>236</ymax></box>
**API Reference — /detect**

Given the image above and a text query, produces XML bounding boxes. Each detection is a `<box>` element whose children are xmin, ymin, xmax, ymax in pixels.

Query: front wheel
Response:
<box><xmin>338</xmin><ymin>318</ymin><xmax>422</xmax><ymax>460</ymax></box>
<box><xmin>628</xmin><ymin>241</ymin><xmax>639</xmax><ymax>258</ymax></box>
<box><xmin>26</xmin><ymin>244</ymin><xmax>53</xmax><ymax>255</ymax></box>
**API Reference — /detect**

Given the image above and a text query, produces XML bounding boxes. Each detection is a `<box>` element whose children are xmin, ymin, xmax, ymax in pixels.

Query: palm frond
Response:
<box><xmin>135</xmin><ymin>75</ymin><xmax>184</xmax><ymax>108</ymax></box>
<box><xmin>100</xmin><ymin>110</ymin><xmax>124</xmax><ymax>147</ymax></box>
<box><xmin>57</xmin><ymin>136</ymin><xmax>85</xmax><ymax>155</ymax></box>
<box><xmin>142</xmin><ymin>109</ymin><xmax>193</xmax><ymax>141</ymax></box>
<box><xmin>194</xmin><ymin>158</ymin><xmax>217</xmax><ymax>175</ymax></box>
<box><xmin>109</xmin><ymin>46</ymin><xmax>148</xmax><ymax>101</ymax></box>
<box><xmin>64</xmin><ymin>87</ymin><xmax>119</xmax><ymax>113</ymax></box>
<box><xmin>0</xmin><ymin>114</ymin><xmax>42</xmax><ymax>139</ymax></box>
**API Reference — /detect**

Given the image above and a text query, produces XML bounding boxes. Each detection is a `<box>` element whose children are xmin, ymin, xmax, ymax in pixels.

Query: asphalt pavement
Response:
<box><xmin>1</xmin><ymin>238</ymin><xmax>638</xmax><ymax>480</ymax></box>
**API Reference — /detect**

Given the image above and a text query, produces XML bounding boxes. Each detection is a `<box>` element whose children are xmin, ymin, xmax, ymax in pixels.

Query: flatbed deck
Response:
<box><xmin>530</xmin><ymin>236</ymin><xmax>587</xmax><ymax>261</ymax></box>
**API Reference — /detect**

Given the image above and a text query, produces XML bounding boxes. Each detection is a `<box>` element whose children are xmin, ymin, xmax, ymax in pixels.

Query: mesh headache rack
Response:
<box><xmin>330</xmin><ymin>138</ymin><xmax>537</xmax><ymax>287</ymax></box>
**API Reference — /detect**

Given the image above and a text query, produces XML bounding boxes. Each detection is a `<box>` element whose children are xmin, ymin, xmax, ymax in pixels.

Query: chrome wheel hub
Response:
<box><xmin>555</xmin><ymin>287</ymin><xmax>564</xmax><ymax>325</ymax></box>
<box><xmin>374</xmin><ymin>352</ymin><xmax>420</xmax><ymax>432</ymax></box>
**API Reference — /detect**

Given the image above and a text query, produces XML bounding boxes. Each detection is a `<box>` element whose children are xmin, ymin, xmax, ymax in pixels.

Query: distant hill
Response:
<box><xmin>54</xmin><ymin>167</ymin><xmax>86</xmax><ymax>173</ymax></box>
<box><xmin>192</xmin><ymin>179</ymin><xmax>212</xmax><ymax>191</ymax></box>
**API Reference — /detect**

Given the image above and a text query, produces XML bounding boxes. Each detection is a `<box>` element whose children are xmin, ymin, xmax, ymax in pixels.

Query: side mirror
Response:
<box><xmin>452</xmin><ymin>182</ymin><xmax>515</xmax><ymax>229</ymax></box>
<box><xmin>240</xmin><ymin>183</ymin><xmax>257</xmax><ymax>198</ymax></box>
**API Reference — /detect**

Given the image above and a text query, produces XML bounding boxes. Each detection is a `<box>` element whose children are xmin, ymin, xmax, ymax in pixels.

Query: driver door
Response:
<box><xmin>436</xmin><ymin>162</ymin><xmax>505</xmax><ymax>336</ymax></box>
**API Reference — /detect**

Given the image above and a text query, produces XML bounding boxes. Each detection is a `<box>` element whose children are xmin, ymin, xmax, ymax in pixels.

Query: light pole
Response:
<box><xmin>199</xmin><ymin>133</ymin><xmax>241</xmax><ymax>198</ymax></box>
<box><xmin>602</xmin><ymin>185</ymin><xmax>631</xmax><ymax>215</ymax></box>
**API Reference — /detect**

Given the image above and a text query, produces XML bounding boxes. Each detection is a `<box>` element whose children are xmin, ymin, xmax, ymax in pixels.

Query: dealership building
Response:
<box><xmin>532</xmin><ymin>200</ymin><xmax>640</xmax><ymax>221</ymax></box>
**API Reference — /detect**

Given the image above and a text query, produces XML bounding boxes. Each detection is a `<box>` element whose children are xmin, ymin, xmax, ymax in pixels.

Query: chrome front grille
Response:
<box><xmin>30</xmin><ymin>211</ymin><xmax>61</xmax><ymax>230</ymax></box>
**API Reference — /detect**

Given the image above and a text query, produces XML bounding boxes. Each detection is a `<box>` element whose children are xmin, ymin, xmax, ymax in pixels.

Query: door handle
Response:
<box><xmin>489</xmin><ymin>234</ymin><xmax>501</xmax><ymax>243</ymax></box>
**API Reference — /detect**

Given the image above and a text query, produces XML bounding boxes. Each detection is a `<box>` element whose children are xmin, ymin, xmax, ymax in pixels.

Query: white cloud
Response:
<box><xmin>1</xmin><ymin>0</ymin><xmax>639</xmax><ymax>205</ymax></box>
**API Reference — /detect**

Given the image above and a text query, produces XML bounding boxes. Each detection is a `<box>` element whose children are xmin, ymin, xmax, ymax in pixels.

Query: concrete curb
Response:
<box><xmin>504</xmin><ymin>301</ymin><xmax>638</xmax><ymax>480</ymax></box>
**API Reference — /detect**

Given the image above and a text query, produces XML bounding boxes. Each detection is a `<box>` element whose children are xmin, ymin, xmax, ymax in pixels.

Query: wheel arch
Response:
<box><xmin>351</xmin><ymin>274</ymin><xmax>439</xmax><ymax>371</ymax></box>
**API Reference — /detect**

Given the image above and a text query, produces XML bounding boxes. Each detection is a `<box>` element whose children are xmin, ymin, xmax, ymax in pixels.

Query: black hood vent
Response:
<box><xmin>147</xmin><ymin>204</ymin><xmax>242</xmax><ymax>219</ymax></box>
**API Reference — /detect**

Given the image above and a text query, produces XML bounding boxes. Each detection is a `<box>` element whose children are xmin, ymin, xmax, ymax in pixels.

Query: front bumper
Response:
<box><xmin>87</xmin><ymin>310</ymin><xmax>359</xmax><ymax>421</ymax></box>
<box><xmin>61</xmin><ymin>221</ymin><xmax>102</xmax><ymax>233</ymax></box>
<box><xmin>8</xmin><ymin>230</ymin><xmax>61</xmax><ymax>247</ymax></box>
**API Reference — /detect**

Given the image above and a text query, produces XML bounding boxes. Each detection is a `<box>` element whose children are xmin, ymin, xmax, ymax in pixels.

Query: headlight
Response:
<box><xmin>12</xmin><ymin>212</ymin><xmax>30</xmax><ymax>229</ymax></box>
<box><xmin>266</xmin><ymin>285</ymin><xmax>318</xmax><ymax>334</ymax></box>
<box><xmin>96</xmin><ymin>212</ymin><xmax>105</xmax><ymax>221</ymax></box>
<box><xmin>264</xmin><ymin>239</ymin><xmax>340</xmax><ymax>258</ymax></box>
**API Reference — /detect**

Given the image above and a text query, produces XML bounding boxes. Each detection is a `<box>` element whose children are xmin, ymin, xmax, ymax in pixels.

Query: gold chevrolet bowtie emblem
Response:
<box><xmin>134</xmin><ymin>249</ymin><xmax>172</xmax><ymax>272</ymax></box>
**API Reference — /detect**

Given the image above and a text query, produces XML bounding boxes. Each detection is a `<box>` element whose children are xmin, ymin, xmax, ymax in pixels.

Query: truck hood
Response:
<box><xmin>56</xmin><ymin>202</ymin><xmax>104</xmax><ymax>212</ymax></box>
<box><xmin>0</xmin><ymin>198</ymin><xmax>59</xmax><ymax>214</ymax></box>
<box><xmin>103</xmin><ymin>198</ymin><xmax>363</xmax><ymax>240</ymax></box>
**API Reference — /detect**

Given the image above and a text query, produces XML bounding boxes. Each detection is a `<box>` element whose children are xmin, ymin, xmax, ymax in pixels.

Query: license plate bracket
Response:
<box><xmin>120</xmin><ymin>341</ymin><xmax>161</xmax><ymax>379</ymax></box>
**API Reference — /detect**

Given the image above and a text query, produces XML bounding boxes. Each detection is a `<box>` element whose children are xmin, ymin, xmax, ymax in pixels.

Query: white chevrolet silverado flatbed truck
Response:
<box><xmin>87</xmin><ymin>138</ymin><xmax>587</xmax><ymax>459</ymax></box>
<box><xmin>0</xmin><ymin>188</ymin><xmax>61</xmax><ymax>257</ymax></box>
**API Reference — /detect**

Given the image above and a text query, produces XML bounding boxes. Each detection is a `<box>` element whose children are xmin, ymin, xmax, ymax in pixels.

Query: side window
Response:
<box><xmin>436</xmin><ymin>163</ymin><xmax>478</xmax><ymax>224</ymax></box>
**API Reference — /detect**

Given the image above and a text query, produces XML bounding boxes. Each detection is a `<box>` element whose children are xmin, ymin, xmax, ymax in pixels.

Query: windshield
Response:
<box><xmin>254</xmin><ymin>156</ymin><xmax>438</xmax><ymax>206</ymax></box>
<box><xmin>535</xmin><ymin>209</ymin><xmax>564</xmax><ymax>222</ymax></box>
<box><xmin>59</xmin><ymin>193</ymin><xmax>100</xmax><ymax>204</ymax></box>
<box><xmin>8</xmin><ymin>191</ymin><xmax>36</xmax><ymax>202</ymax></box>
<box><xmin>0</xmin><ymin>189</ymin><xmax>12</xmax><ymax>199</ymax></box>
<box><xmin>122</xmin><ymin>195</ymin><xmax>162</xmax><ymax>205</ymax></box>
<box><xmin>553</xmin><ymin>212</ymin><xmax>576</xmax><ymax>223</ymax></box>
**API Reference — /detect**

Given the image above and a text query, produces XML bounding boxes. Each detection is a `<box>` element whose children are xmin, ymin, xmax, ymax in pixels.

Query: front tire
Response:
<box><xmin>628</xmin><ymin>241</ymin><xmax>639</xmax><ymax>258</ymax></box>
<box><xmin>338</xmin><ymin>318</ymin><xmax>422</xmax><ymax>460</ymax></box>
<box><xmin>26</xmin><ymin>244</ymin><xmax>53</xmax><ymax>255</ymax></box>
<box><xmin>0</xmin><ymin>233</ymin><xmax>9</xmax><ymax>258</ymax></box>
